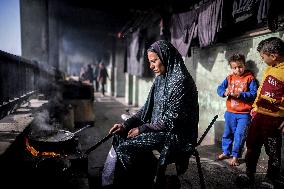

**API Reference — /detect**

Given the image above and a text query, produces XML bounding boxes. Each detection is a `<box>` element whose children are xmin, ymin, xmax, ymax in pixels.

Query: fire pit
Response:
<box><xmin>26</xmin><ymin>130</ymin><xmax>78</xmax><ymax>154</ymax></box>
<box><xmin>23</xmin><ymin>125</ymin><xmax>91</xmax><ymax>178</ymax></box>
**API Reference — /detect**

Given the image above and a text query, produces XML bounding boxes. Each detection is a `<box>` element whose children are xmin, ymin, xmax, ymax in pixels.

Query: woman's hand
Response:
<box><xmin>127</xmin><ymin>127</ymin><xmax>139</xmax><ymax>138</ymax></box>
<box><xmin>109</xmin><ymin>123</ymin><xmax>125</xmax><ymax>134</ymax></box>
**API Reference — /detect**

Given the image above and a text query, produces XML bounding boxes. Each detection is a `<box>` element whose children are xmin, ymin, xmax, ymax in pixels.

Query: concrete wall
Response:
<box><xmin>123</xmin><ymin>74</ymin><xmax>152</xmax><ymax>107</ymax></box>
<box><xmin>20</xmin><ymin>0</ymin><xmax>48</xmax><ymax>64</ymax></box>
<box><xmin>114</xmin><ymin>41</ymin><xmax>126</xmax><ymax>97</ymax></box>
<box><xmin>136</xmin><ymin>77</ymin><xmax>153</xmax><ymax>106</ymax></box>
<box><xmin>132</xmin><ymin>76</ymin><xmax>139</xmax><ymax>106</ymax></box>
<box><xmin>47</xmin><ymin>0</ymin><xmax>59</xmax><ymax>69</ymax></box>
<box><xmin>21</xmin><ymin>0</ymin><xmax>61</xmax><ymax>69</ymax></box>
<box><xmin>125</xmin><ymin>73</ymin><xmax>133</xmax><ymax>105</ymax></box>
<box><xmin>21</xmin><ymin>0</ymin><xmax>114</xmax><ymax>76</ymax></box>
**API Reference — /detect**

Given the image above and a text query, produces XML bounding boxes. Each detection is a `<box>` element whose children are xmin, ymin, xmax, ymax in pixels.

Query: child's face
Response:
<box><xmin>230</xmin><ymin>61</ymin><xmax>245</xmax><ymax>76</ymax></box>
<box><xmin>260</xmin><ymin>52</ymin><xmax>277</xmax><ymax>66</ymax></box>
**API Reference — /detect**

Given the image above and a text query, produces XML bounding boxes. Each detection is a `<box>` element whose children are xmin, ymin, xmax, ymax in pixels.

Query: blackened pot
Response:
<box><xmin>27</xmin><ymin>130</ymin><xmax>79</xmax><ymax>154</ymax></box>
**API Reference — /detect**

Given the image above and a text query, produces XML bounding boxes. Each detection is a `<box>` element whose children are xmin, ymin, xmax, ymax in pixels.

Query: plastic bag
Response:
<box><xmin>101</xmin><ymin>146</ymin><xmax>117</xmax><ymax>186</ymax></box>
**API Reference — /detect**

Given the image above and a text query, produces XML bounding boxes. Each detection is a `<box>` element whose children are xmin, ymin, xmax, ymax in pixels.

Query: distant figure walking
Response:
<box><xmin>84</xmin><ymin>64</ymin><xmax>94</xmax><ymax>84</ymax></box>
<box><xmin>98</xmin><ymin>63</ymin><xmax>109</xmax><ymax>96</ymax></box>
<box><xmin>93</xmin><ymin>63</ymin><xmax>100</xmax><ymax>92</ymax></box>
<box><xmin>79</xmin><ymin>66</ymin><xmax>86</xmax><ymax>81</ymax></box>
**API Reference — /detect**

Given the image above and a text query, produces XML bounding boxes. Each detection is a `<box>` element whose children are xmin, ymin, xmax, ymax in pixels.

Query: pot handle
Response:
<box><xmin>85</xmin><ymin>133</ymin><xmax>113</xmax><ymax>155</ymax></box>
<box><xmin>73</xmin><ymin>124</ymin><xmax>92</xmax><ymax>135</ymax></box>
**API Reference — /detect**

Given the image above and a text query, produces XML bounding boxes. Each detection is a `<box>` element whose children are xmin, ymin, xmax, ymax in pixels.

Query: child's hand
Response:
<box><xmin>231</xmin><ymin>92</ymin><xmax>240</xmax><ymax>98</ymax></box>
<box><xmin>250</xmin><ymin>109</ymin><xmax>256</xmax><ymax>119</ymax></box>
<box><xmin>225</xmin><ymin>89</ymin><xmax>239</xmax><ymax>98</ymax></box>
<box><xmin>224</xmin><ymin>89</ymin><xmax>230</xmax><ymax>96</ymax></box>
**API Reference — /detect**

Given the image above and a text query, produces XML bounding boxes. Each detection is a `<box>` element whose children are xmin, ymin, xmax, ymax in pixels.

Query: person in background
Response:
<box><xmin>93</xmin><ymin>63</ymin><xmax>100</xmax><ymax>92</ymax></box>
<box><xmin>98</xmin><ymin>63</ymin><xmax>109</xmax><ymax>96</ymax></box>
<box><xmin>79</xmin><ymin>65</ymin><xmax>86</xmax><ymax>81</ymax></box>
<box><xmin>79</xmin><ymin>64</ymin><xmax>94</xmax><ymax>85</ymax></box>
<box><xmin>84</xmin><ymin>64</ymin><xmax>94</xmax><ymax>84</ymax></box>
<box><xmin>217</xmin><ymin>53</ymin><xmax>258</xmax><ymax>166</ymax></box>
<box><xmin>102</xmin><ymin>40</ymin><xmax>199</xmax><ymax>189</ymax></box>
<box><xmin>236</xmin><ymin>37</ymin><xmax>284</xmax><ymax>187</ymax></box>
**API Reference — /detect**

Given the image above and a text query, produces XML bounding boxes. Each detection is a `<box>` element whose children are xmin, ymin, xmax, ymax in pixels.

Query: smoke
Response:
<box><xmin>32</xmin><ymin>77</ymin><xmax>66</xmax><ymax>137</ymax></box>
<box><xmin>31</xmin><ymin>109</ymin><xmax>52</xmax><ymax>131</ymax></box>
<box><xmin>28</xmin><ymin>109</ymin><xmax>57</xmax><ymax>139</ymax></box>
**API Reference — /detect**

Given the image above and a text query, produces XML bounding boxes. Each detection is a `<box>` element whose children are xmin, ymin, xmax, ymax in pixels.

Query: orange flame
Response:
<box><xmin>25</xmin><ymin>137</ymin><xmax>60</xmax><ymax>157</ymax></box>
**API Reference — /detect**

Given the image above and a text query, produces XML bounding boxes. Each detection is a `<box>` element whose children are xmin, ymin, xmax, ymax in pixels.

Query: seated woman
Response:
<box><xmin>102</xmin><ymin>40</ymin><xmax>199</xmax><ymax>189</ymax></box>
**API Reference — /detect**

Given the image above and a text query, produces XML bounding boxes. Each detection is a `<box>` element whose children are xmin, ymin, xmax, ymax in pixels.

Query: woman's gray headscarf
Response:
<box><xmin>118</xmin><ymin>40</ymin><xmax>199</xmax><ymax>168</ymax></box>
<box><xmin>142</xmin><ymin>40</ymin><xmax>199</xmax><ymax>145</ymax></box>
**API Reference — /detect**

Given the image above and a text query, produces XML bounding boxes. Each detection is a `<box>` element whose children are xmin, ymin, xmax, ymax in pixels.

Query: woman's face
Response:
<box><xmin>147</xmin><ymin>51</ymin><xmax>166</xmax><ymax>76</ymax></box>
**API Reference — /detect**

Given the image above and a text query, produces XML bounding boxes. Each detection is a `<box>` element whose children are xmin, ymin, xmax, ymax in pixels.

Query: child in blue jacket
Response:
<box><xmin>217</xmin><ymin>53</ymin><xmax>258</xmax><ymax>166</ymax></box>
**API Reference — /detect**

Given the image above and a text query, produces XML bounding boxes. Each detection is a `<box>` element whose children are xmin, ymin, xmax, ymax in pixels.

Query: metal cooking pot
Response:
<box><xmin>27</xmin><ymin>125</ymin><xmax>91</xmax><ymax>154</ymax></box>
<box><xmin>30</xmin><ymin>129</ymin><xmax>74</xmax><ymax>142</ymax></box>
